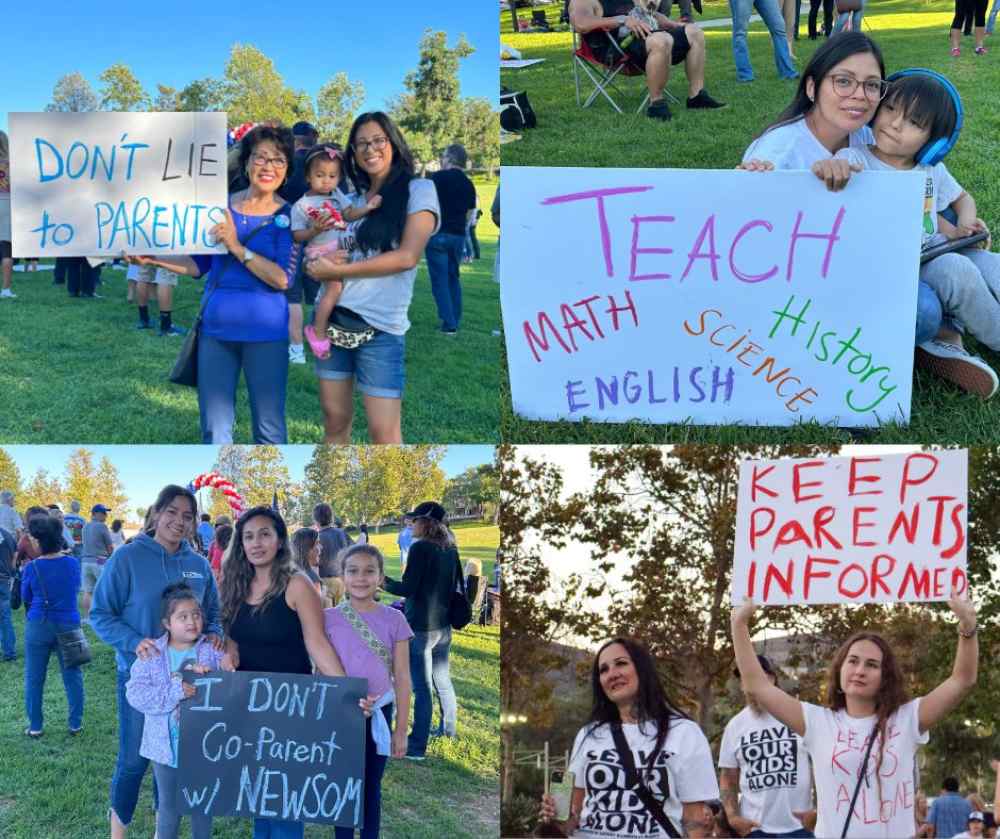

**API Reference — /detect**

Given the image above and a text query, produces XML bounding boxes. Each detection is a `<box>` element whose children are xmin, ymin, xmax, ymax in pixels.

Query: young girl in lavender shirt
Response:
<box><xmin>324</xmin><ymin>544</ymin><xmax>413</xmax><ymax>839</ymax></box>
<box><xmin>125</xmin><ymin>583</ymin><xmax>226</xmax><ymax>839</ymax></box>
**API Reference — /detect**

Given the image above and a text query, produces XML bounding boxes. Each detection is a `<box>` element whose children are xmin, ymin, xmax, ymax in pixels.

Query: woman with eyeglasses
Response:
<box><xmin>305</xmin><ymin>112</ymin><xmax>440</xmax><ymax>444</ymax></box>
<box><xmin>127</xmin><ymin>124</ymin><xmax>299</xmax><ymax>444</ymax></box>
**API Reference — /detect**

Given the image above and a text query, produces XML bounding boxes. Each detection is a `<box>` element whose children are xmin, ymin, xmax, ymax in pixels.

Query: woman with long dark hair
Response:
<box><xmin>732</xmin><ymin>595</ymin><xmax>977</xmax><ymax>838</ymax></box>
<box><xmin>538</xmin><ymin>637</ymin><xmax>719</xmax><ymax>837</ymax></box>
<box><xmin>290</xmin><ymin>526</ymin><xmax>323</xmax><ymax>592</ymax></box>
<box><xmin>306</xmin><ymin>112</ymin><xmax>440</xmax><ymax>444</ymax></box>
<box><xmin>383</xmin><ymin>501</ymin><xmax>461</xmax><ymax>760</ymax></box>
<box><xmin>92</xmin><ymin>485</ymin><xmax>223</xmax><ymax>839</ymax></box>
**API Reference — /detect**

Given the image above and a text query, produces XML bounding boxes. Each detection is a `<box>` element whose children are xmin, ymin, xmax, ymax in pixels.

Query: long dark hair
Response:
<box><xmin>145</xmin><ymin>485</ymin><xmax>197</xmax><ymax>538</ymax></box>
<box><xmin>219</xmin><ymin>506</ymin><xmax>294</xmax><ymax>631</ymax></box>
<box><xmin>762</xmin><ymin>32</ymin><xmax>886</xmax><ymax>137</ymax></box>
<box><xmin>584</xmin><ymin>637</ymin><xmax>691</xmax><ymax>760</ymax></box>
<box><xmin>344</xmin><ymin>112</ymin><xmax>415</xmax><ymax>254</ymax></box>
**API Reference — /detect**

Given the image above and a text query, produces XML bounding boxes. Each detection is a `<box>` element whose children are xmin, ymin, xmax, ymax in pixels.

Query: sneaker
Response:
<box><xmin>0</xmin><ymin>289</ymin><xmax>15</xmax><ymax>298</ymax></box>
<box><xmin>441</xmin><ymin>328</ymin><xmax>458</xmax><ymax>336</ymax></box>
<box><xmin>158</xmin><ymin>325</ymin><xmax>187</xmax><ymax>337</ymax></box>
<box><xmin>646</xmin><ymin>99</ymin><xmax>672</xmax><ymax>121</ymax></box>
<box><xmin>975</xmin><ymin>45</ymin><xmax>987</xmax><ymax>55</ymax></box>
<box><xmin>405</xmin><ymin>751</ymin><xmax>426</xmax><ymax>761</ymax></box>
<box><xmin>951</xmin><ymin>47</ymin><xmax>961</xmax><ymax>56</ymax></box>
<box><xmin>916</xmin><ymin>340</ymin><xmax>999</xmax><ymax>398</ymax></box>
<box><xmin>289</xmin><ymin>344</ymin><xmax>307</xmax><ymax>365</ymax></box>
<box><xmin>686</xmin><ymin>89</ymin><xmax>727</xmax><ymax>110</ymax></box>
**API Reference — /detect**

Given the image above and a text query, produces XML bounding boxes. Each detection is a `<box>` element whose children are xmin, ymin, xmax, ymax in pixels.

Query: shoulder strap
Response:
<box><xmin>336</xmin><ymin>601</ymin><xmax>393</xmax><ymax>678</ymax></box>
<box><xmin>841</xmin><ymin>724</ymin><xmax>878</xmax><ymax>839</ymax></box>
<box><xmin>29</xmin><ymin>559</ymin><xmax>53</xmax><ymax>612</ymax></box>
<box><xmin>610</xmin><ymin>721</ymin><xmax>680</xmax><ymax>838</ymax></box>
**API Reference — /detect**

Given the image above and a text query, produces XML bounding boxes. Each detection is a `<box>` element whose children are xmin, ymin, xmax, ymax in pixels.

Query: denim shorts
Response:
<box><xmin>314</xmin><ymin>329</ymin><xmax>406</xmax><ymax>399</ymax></box>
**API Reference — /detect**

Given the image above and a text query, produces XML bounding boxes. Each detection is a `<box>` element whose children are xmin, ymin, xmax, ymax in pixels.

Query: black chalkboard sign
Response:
<box><xmin>178</xmin><ymin>671</ymin><xmax>368</xmax><ymax>827</ymax></box>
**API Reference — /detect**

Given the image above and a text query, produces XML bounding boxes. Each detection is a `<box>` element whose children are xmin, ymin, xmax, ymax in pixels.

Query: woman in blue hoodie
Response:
<box><xmin>92</xmin><ymin>485</ymin><xmax>226</xmax><ymax>839</ymax></box>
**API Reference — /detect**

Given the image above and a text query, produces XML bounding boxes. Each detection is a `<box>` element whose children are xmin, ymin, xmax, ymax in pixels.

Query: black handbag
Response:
<box><xmin>31</xmin><ymin>559</ymin><xmax>92</xmax><ymax>668</ymax></box>
<box><xmin>448</xmin><ymin>554</ymin><xmax>472</xmax><ymax>630</ymax></box>
<box><xmin>10</xmin><ymin>572</ymin><xmax>21</xmax><ymax>610</ymax></box>
<box><xmin>169</xmin><ymin>211</ymin><xmax>288</xmax><ymax>387</ymax></box>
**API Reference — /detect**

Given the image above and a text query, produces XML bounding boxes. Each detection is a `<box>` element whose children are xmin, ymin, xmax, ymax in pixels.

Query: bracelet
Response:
<box><xmin>959</xmin><ymin>624</ymin><xmax>977</xmax><ymax>639</ymax></box>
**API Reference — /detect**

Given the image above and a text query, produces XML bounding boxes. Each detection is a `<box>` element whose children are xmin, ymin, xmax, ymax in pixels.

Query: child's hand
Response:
<box><xmin>810</xmin><ymin>158</ymin><xmax>860</xmax><ymax>192</ymax></box>
<box><xmin>391</xmin><ymin>729</ymin><xmax>407</xmax><ymax>758</ymax></box>
<box><xmin>220</xmin><ymin>653</ymin><xmax>238</xmax><ymax>672</ymax></box>
<box><xmin>972</xmin><ymin>218</ymin><xmax>992</xmax><ymax>250</ymax></box>
<box><xmin>359</xmin><ymin>693</ymin><xmax>379</xmax><ymax>717</ymax></box>
<box><xmin>736</xmin><ymin>159</ymin><xmax>774</xmax><ymax>172</ymax></box>
<box><xmin>181</xmin><ymin>681</ymin><xmax>197</xmax><ymax>699</ymax></box>
<box><xmin>366</xmin><ymin>194</ymin><xmax>382</xmax><ymax>211</ymax></box>
<box><xmin>135</xmin><ymin>637</ymin><xmax>160</xmax><ymax>660</ymax></box>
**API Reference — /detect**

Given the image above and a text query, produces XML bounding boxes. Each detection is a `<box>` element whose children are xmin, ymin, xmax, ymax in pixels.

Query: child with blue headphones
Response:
<box><xmin>812</xmin><ymin>68</ymin><xmax>1000</xmax><ymax>397</ymax></box>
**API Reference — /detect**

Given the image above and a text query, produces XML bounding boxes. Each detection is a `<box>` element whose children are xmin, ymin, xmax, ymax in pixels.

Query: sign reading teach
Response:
<box><xmin>178</xmin><ymin>671</ymin><xmax>367</xmax><ymax>827</ymax></box>
<box><xmin>732</xmin><ymin>450</ymin><xmax>967</xmax><ymax>606</ymax></box>
<box><xmin>9</xmin><ymin>112</ymin><xmax>228</xmax><ymax>256</ymax></box>
<box><xmin>500</xmin><ymin>166</ymin><xmax>925</xmax><ymax>427</ymax></box>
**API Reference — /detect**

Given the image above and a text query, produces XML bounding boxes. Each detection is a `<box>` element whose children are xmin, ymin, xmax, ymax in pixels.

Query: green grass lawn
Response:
<box><xmin>500</xmin><ymin>1</ymin><xmax>1000</xmax><ymax>443</ymax></box>
<box><xmin>0</xmin><ymin>610</ymin><xmax>499</xmax><ymax>837</ymax></box>
<box><xmin>0</xmin><ymin>183</ymin><xmax>500</xmax><ymax>445</ymax></box>
<box><xmin>369</xmin><ymin>520</ymin><xmax>499</xmax><ymax>577</ymax></box>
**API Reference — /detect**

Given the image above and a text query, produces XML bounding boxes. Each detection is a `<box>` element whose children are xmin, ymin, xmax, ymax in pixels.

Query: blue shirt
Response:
<box><xmin>929</xmin><ymin>792</ymin><xmax>972</xmax><ymax>839</ymax></box>
<box><xmin>194</xmin><ymin>199</ymin><xmax>297</xmax><ymax>343</ymax></box>
<box><xmin>22</xmin><ymin>555</ymin><xmax>81</xmax><ymax>624</ymax></box>
<box><xmin>197</xmin><ymin>522</ymin><xmax>215</xmax><ymax>552</ymax></box>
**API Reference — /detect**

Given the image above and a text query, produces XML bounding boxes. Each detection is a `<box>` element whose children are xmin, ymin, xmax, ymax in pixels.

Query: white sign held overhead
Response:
<box><xmin>499</xmin><ymin>166</ymin><xmax>925</xmax><ymax>428</ymax></box>
<box><xmin>9</xmin><ymin>111</ymin><xmax>228</xmax><ymax>257</ymax></box>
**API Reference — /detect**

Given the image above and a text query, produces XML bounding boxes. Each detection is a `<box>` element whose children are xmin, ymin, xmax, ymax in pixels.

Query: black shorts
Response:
<box><xmin>594</xmin><ymin>27</ymin><xmax>692</xmax><ymax>68</ymax></box>
<box><xmin>284</xmin><ymin>266</ymin><xmax>320</xmax><ymax>305</ymax></box>
<box><xmin>0</xmin><ymin>241</ymin><xmax>10</xmax><ymax>260</ymax></box>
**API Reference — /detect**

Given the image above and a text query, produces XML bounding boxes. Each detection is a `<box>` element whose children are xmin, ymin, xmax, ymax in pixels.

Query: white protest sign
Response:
<box><xmin>732</xmin><ymin>449</ymin><xmax>968</xmax><ymax>606</ymax></box>
<box><xmin>10</xmin><ymin>112</ymin><xmax>228</xmax><ymax>256</ymax></box>
<box><xmin>500</xmin><ymin>166</ymin><xmax>925</xmax><ymax>427</ymax></box>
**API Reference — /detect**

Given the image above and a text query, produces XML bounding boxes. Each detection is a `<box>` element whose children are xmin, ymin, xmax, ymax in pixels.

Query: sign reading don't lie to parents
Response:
<box><xmin>499</xmin><ymin>166</ymin><xmax>925</xmax><ymax>428</ymax></box>
<box><xmin>732</xmin><ymin>449</ymin><xmax>968</xmax><ymax>606</ymax></box>
<box><xmin>9</xmin><ymin>111</ymin><xmax>228</xmax><ymax>257</ymax></box>
<box><xmin>178</xmin><ymin>671</ymin><xmax>367</xmax><ymax>827</ymax></box>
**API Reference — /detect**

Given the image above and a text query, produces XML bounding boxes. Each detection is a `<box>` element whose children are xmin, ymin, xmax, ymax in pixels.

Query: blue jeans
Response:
<box><xmin>409</xmin><ymin>628</ymin><xmax>457</xmax><ymax>755</ymax></box>
<box><xmin>111</xmin><ymin>667</ymin><xmax>156</xmax><ymax>825</ymax></box>
<box><xmin>0</xmin><ymin>579</ymin><xmax>16</xmax><ymax>659</ymax></box>
<box><xmin>425</xmin><ymin>232</ymin><xmax>466</xmax><ymax>332</ymax></box>
<box><xmin>252</xmin><ymin>819</ymin><xmax>304</xmax><ymax>838</ymax></box>
<box><xmin>833</xmin><ymin>1</ymin><xmax>863</xmax><ymax>31</ymax></box>
<box><xmin>730</xmin><ymin>0</ymin><xmax>798</xmax><ymax>80</ymax></box>
<box><xmin>988</xmin><ymin>0</ymin><xmax>999</xmax><ymax>32</ymax></box>
<box><xmin>24</xmin><ymin>618</ymin><xmax>84</xmax><ymax>732</ymax></box>
<box><xmin>334</xmin><ymin>705</ymin><xmax>392</xmax><ymax>839</ymax></box>
<box><xmin>197</xmin><ymin>335</ymin><xmax>288</xmax><ymax>443</ymax></box>
<box><xmin>916</xmin><ymin>280</ymin><xmax>943</xmax><ymax>345</ymax></box>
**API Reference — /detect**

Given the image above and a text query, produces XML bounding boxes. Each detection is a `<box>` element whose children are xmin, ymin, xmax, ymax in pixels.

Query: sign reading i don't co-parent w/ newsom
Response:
<box><xmin>500</xmin><ymin>166</ymin><xmax>925</xmax><ymax>428</ymax></box>
<box><xmin>9</xmin><ymin>112</ymin><xmax>228</xmax><ymax>257</ymax></box>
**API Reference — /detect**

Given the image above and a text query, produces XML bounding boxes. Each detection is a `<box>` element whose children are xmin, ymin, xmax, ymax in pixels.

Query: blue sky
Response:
<box><xmin>2</xmin><ymin>2</ymin><xmax>498</xmax><ymax>132</ymax></box>
<box><xmin>2</xmin><ymin>446</ymin><xmax>495</xmax><ymax>514</ymax></box>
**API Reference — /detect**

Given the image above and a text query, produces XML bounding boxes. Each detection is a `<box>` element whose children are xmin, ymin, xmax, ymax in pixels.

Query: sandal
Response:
<box><xmin>304</xmin><ymin>325</ymin><xmax>331</xmax><ymax>359</ymax></box>
<box><xmin>23</xmin><ymin>727</ymin><xmax>42</xmax><ymax>738</ymax></box>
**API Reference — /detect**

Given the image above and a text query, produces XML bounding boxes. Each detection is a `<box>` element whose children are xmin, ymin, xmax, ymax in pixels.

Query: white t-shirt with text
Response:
<box><xmin>567</xmin><ymin>718</ymin><xmax>720</xmax><ymax>839</ymax></box>
<box><xmin>803</xmin><ymin>698</ymin><xmax>927</xmax><ymax>839</ymax></box>
<box><xmin>719</xmin><ymin>707</ymin><xmax>814</xmax><ymax>834</ymax></box>
<box><xmin>742</xmin><ymin>118</ymin><xmax>875</xmax><ymax>170</ymax></box>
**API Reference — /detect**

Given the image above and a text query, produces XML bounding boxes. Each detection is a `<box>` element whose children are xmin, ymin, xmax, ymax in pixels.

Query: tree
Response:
<box><xmin>0</xmin><ymin>449</ymin><xmax>23</xmax><ymax>498</ymax></box>
<box><xmin>240</xmin><ymin>447</ymin><xmax>292</xmax><ymax>511</ymax></box>
<box><xmin>99</xmin><ymin>63</ymin><xmax>150</xmax><ymax>111</ymax></box>
<box><xmin>316</xmin><ymin>72</ymin><xmax>366</xmax><ymax>145</ymax></box>
<box><xmin>45</xmin><ymin>72</ymin><xmax>97</xmax><ymax>112</ymax></box>
<box><xmin>94</xmin><ymin>457</ymin><xmax>129</xmax><ymax>516</ymax></box>
<box><xmin>462</xmin><ymin>98</ymin><xmax>499</xmax><ymax>175</ymax></box>
<box><xmin>20</xmin><ymin>469</ymin><xmax>63</xmax><ymax>513</ymax></box>
<box><xmin>221</xmin><ymin>44</ymin><xmax>302</xmax><ymax>125</ymax></box>
<box><xmin>391</xmin><ymin>30</ymin><xmax>474</xmax><ymax>165</ymax></box>
<box><xmin>59</xmin><ymin>449</ymin><xmax>128</xmax><ymax>515</ymax></box>
<box><xmin>444</xmin><ymin>462</ymin><xmax>499</xmax><ymax>519</ymax></box>
<box><xmin>151</xmin><ymin>84</ymin><xmax>179</xmax><ymax>112</ymax></box>
<box><xmin>177</xmin><ymin>78</ymin><xmax>224</xmax><ymax>112</ymax></box>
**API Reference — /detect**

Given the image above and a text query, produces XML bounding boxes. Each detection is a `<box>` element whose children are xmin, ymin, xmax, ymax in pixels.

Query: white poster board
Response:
<box><xmin>10</xmin><ymin>112</ymin><xmax>228</xmax><ymax>256</ymax></box>
<box><xmin>732</xmin><ymin>449</ymin><xmax>968</xmax><ymax>606</ymax></box>
<box><xmin>500</xmin><ymin>166</ymin><xmax>925</xmax><ymax>428</ymax></box>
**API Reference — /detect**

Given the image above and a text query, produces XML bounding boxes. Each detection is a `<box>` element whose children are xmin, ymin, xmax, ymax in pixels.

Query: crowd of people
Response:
<box><xmin>0</xmin><ymin>486</ymin><xmax>475</xmax><ymax>838</ymax></box>
<box><xmin>0</xmin><ymin>113</ymin><xmax>489</xmax><ymax>445</ymax></box>
<box><xmin>534</xmin><ymin>593</ymin><xmax>981</xmax><ymax>838</ymax></box>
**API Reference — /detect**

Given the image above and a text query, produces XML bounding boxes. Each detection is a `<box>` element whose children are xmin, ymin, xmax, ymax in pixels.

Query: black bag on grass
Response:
<box><xmin>500</xmin><ymin>88</ymin><xmax>537</xmax><ymax>131</ymax></box>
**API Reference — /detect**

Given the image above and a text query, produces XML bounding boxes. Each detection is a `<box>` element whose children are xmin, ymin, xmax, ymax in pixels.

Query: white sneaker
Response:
<box><xmin>0</xmin><ymin>289</ymin><xmax>15</xmax><ymax>298</ymax></box>
<box><xmin>288</xmin><ymin>344</ymin><xmax>306</xmax><ymax>365</ymax></box>
<box><xmin>916</xmin><ymin>339</ymin><xmax>999</xmax><ymax>398</ymax></box>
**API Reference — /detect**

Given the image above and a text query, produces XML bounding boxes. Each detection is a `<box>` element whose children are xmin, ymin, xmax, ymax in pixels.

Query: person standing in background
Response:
<box><xmin>80</xmin><ymin>504</ymin><xmax>114</xmax><ymax>624</ymax></box>
<box><xmin>397</xmin><ymin>518</ymin><xmax>414</xmax><ymax>571</ymax></box>
<box><xmin>64</xmin><ymin>501</ymin><xmax>85</xmax><ymax>558</ymax></box>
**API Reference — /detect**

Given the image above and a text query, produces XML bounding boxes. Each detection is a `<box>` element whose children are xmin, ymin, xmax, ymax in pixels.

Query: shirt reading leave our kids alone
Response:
<box><xmin>803</xmin><ymin>698</ymin><xmax>927</xmax><ymax>839</ymax></box>
<box><xmin>718</xmin><ymin>707</ymin><xmax>813</xmax><ymax>835</ymax></box>
<box><xmin>567</xmin><ymin>718</ymin><xmax>719</xmax><ymax>838</ymax></box>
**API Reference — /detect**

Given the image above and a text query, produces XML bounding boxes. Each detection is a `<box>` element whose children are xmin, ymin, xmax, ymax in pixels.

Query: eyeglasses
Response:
<box><xmin>354</xmin><ymin>136</ymin><xmax>390</xmax><ymax>153</ymax></box>
<box><xmin>251</xmin><ymin>154</ymin><xmax>288</xmax><ymax>169</ymax></box>
<box><xmin>828</xmin><ymin>74</ymin><xmax>889</xmax><ymax>101</ymax></box>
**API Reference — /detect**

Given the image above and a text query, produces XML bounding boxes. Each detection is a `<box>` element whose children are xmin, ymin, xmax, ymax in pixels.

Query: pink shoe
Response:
<box><xmin>304</xmin><ymin>324</ymin><xmax>331</xmax><ymax>359</ymax></box>
<box><xmin>951</xmin><ymin>46</ymin><xmax>961</xmax><ymax>56</ymax></box>
<box><xmin>975</xmin><ymin>45</ymin><xmax>987</xmax><ymax>54</ymax></box>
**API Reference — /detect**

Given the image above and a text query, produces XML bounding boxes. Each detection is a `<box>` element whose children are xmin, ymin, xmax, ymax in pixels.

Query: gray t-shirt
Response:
<box><xmin>82</xmin><ymin>520</ymin><xmax>114</xmax><ymax>565</ymax></box>
<box><xmin>317</xmin><ymin>526</ymin><xmax>352</xmax><ymax>578</ymax></box>
<box><xmin>331</xmin><ymin>178</ymin><xmax>440</xmax><ymax>335</ymax></box>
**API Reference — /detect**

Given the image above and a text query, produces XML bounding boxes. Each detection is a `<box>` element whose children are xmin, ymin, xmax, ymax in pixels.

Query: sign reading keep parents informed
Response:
<box><xmin>9</xmin><ymin>112</ymin><xmax>228</xmax><ymax>257</ymax></box>
<box><xmin>178</xmin><ymin>671</ymin><xmax>367</xmax><ymax>827</ymax></box>
<box><xmin>500</xmin><ymin>167</ymin><xmax>925</xmax><ymax>427</ymax></box>
<box><xmin>732</xmin><ymin>450</ymin><xmax>968</xmax><ymax>606</ymax></box>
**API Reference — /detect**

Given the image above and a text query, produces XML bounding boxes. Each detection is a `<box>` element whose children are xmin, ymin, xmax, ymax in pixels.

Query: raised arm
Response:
<box><xmin>917</xmin><ymin>591</ymin><xmax>977</xmax><ymax>733</ymax></box>
<box><xmin>731</xmin><ymin>599</ymin><xmax>805</xmax><ymax>735</ymax></box>
<box><xmin>287</xmin><ymin>573</ymin><xmax>346</xmax><ymax>677</ymax></box>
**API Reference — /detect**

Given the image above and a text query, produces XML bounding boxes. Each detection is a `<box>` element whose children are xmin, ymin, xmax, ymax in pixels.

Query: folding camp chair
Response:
<box><xmin>571</xmin><ymin>28</ymin><xmax>679</xmax><ymax>113</ymax></box>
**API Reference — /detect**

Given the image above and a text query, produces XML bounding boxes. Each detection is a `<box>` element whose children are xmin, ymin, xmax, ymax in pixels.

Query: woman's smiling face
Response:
<box><xmin>353</xmin><ymin>119</ymin><xmax>394</xmax><ymax>181</ymax></box>
<box><xmin>156</xmin><ymin>497</ymin><xmax>195</xmax><ymax>547</ymax></box>
<box><xmin>808</xmin><ymin>51</ymin><xmax>883</xmax><ymax>136</ymax></box>
<box><xmin>597</xmin><ymin>642</ymin><xmax>640</xmax><ymax>707</ymax></box>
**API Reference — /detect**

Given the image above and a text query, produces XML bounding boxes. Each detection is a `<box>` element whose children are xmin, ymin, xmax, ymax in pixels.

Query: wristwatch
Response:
<box><xmin>242</xmin><ymin>247</ymin><xmax>256</xmax><ymax>265</ymax></box>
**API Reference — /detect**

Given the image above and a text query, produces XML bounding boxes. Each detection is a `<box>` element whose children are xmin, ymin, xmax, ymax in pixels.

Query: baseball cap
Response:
<box><xmin>91</xmin><ymin>504</ymin><xmax>110</xmax><ymax>514</ymax></box>
<box><xmin>733</xmin><ymin>655</ymin><xmax>776</xmax><ymax>680</ymax></box>
<box><xmin>970</xmin><ymin>812</ymin><xmax>985</xmax><ymax>823</ymax></box>
<box><xmin>292</xmin><ymin>121</ymin><xmax>317</xmax><ymax>137</ymax></box>
<box><xmin>404</xmin><ymin>501</ymin><xmax>446</xmax><ymax>522</ymax></box>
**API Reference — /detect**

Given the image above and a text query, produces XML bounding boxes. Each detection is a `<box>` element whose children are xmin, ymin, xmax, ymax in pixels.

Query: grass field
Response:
<box><xmin>0</xmin><ymin>527</ymin><xmax>500</xmax><ymax>838</ymax></box>
<box><xmin>369</xmin><ymin>520</ymin><xmax>499</xmax><ymax>577</ymax></box>
<box><xmin>500</xmin><ymin>0</ymin><xmax>1000</xmax><ymax>444</ymax></box>
<box><xmin>0</xmin><ymin>182</ymin><xmax>500</xmax><ymax>445</ymax></box>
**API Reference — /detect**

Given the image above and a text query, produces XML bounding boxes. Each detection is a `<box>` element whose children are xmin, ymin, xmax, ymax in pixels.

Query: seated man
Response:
<box><xmin>569</xmin><ymin>0</ymin><xmax>725</xmax><ymax>121</ymax></box>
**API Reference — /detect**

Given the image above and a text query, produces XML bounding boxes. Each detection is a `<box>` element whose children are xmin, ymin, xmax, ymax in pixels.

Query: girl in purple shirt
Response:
<box><xmin>324</xmin><ymin>544</ymin><xmax>413</xmax><ymax>839</ymax></box>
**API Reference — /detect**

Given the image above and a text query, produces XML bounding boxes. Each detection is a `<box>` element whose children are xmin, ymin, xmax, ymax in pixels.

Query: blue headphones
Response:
<box><xmin>880</xmin><ymin>68</ymin><xmax>963</xmax><ymax>166</ymax></box>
